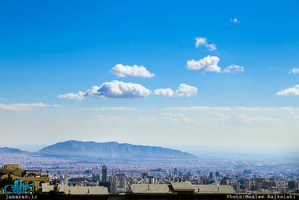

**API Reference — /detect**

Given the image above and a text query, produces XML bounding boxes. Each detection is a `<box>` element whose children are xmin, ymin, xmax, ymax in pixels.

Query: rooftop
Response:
<box><xmin>193</xmin><ymin>185</ymin><xmax>236</xmax><ymax>194</ymax></box>
<box><xmin>130</xmin><ymin>184</ymin><xmax>174</xmax><ymax>194</ymax></box>
<box><xmin>130</xmin><ymin>182</ymin><xmax>236</xmax><ymax>195</ymax></box>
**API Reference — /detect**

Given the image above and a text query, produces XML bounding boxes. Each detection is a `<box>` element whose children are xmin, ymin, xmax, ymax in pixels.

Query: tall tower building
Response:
<box><xmin>102</xmin><ymin>165</ymin><xmax>107</xmax><ymax>181</ymax></box>
<box><xmin>64</xmin><ymin>173</ymin><xmax>68</xmax><ymax>185</ymax></box>
<box><xmin>119</xmin><ymin>176</ymin><xmax>126</xmax><ymax>189</ymax></box>
<box><xmin>174</xmin><ymin>168</ymin><xmax>178</xmax><ymax>176</ymax></box>
<box><xmin>244</xmin><ymin>179</ymin><xmax>250</xmax><ymax>189</ymax></box>
<box><xmin>148</xmin><ymin>176</ymin><xmax>154</xmax><ymax>184</ymax></box>
<box><xmin>209</xmin><ymin>172</ymin><xmax>213</xmax><ymax>179</ymax></box>
<box><xmin>109</xmin><ymin>175</ymin><xmax>118</xmax><ymax>194</ymax></box>
<box><xmin>142</xmin><ymin>172</ymin><xmax>148</xmax><ymax>179</ymax></box>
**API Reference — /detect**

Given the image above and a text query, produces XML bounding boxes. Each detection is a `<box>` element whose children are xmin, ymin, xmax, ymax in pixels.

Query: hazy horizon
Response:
<box><xmin>1</xmin><ymin>140</ymin><xmax>299</xmax><ymax>156</ymax></box>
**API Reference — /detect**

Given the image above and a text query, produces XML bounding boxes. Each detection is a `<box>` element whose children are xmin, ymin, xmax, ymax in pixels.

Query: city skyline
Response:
<box><xmin>0</xmin><ymin>0</ymin><xmax>298</xmax><ymax>150</ymax></box>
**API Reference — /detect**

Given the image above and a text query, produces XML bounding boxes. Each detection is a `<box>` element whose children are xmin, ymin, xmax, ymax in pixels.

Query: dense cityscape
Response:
<box><xmin>1</xmin><ymin>150</ymin><xmax>298</xmax><ymax>195</ymax></box>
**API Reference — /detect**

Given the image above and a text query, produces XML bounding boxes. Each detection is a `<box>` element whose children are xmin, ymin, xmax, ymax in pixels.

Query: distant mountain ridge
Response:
<box><xmin>0</xmin><ymin>147</ymin><xmax>28</xmax><ymax>154</ymax></box>
<box><xmin>38</xmin><ymin>140</ymin><xmax>196</xmax><ymax>159</ymax></box>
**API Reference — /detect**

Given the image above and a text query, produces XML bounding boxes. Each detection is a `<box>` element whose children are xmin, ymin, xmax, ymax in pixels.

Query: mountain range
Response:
<box><xmin>0</xmin><ymin>147</ymin><xmax>28</xmax><ymax>154</ymax></box>
<box><xmin>0</xmin><ymin>140</ymin><xmax>196</xmax><ymax>159</ymax></box>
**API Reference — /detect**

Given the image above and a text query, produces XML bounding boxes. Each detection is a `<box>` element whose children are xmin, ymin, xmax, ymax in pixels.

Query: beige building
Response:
<box><xmin>41</xmin><ymin>183</ymin><xmax>109</xmax><ymax>195</ymax></box>
<box><xmin>0</xmin><ymin>163</ymin><xmax>49</xmax><ymax>186</ymax></box>
<box><xmin>129</xmin><ymin>181</ymin><xmax>236</xmax><ymax>196</ymax></box>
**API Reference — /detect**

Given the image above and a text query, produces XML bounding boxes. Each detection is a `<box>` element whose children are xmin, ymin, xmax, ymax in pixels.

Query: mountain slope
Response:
<box><xmin>0</xmin><ymin>147</ymin><xmax>28</xmax><ymax>154</ymax></box>
<box><xmin>38</xmin><ymin>140</ymin><xmax>196</xmax><ymax>159</ymax></box>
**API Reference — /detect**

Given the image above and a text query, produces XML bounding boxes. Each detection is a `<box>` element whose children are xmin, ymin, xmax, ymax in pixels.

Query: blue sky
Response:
<box><xmin>0</xmin><ymin>0</ymin><xmax>298</xmax><ymax>151</ymax></box>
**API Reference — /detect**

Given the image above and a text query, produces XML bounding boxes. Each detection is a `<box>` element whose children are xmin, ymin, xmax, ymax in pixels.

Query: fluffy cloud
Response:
<box><xmin>289</xmin><ymin>68</ymin><xmax>299</xmax><ymax>74</ymax></box>
<box><xmin>276</xmin><ymin>85</ymin><xmax>299</xmax><ymax>96</ymax></box>
<box><xmin>0</xmin><ymin>103</ymin><xmax>61</xmax><ymax>111</ymax></box>
<box><xmin>87</xmin><ymin>81</ymin><xmax>151</xmax><ymax>98</ymax></box>
<box><xmin>223</xmin><ymin>65</ymin><xmax>244</xmax><ymax>73</ymax></box>
<box><xmin>154</xmin><ymin>84</ymin><xmax>197</xmax><ymax>97</ymax></box>
<box><xmin>58</xmin><ymin>91</ymin><xmax>86</xmax><ymax>100</ymax></box>
<box><xmin>187</xmin><ymin>56</ymin><xmax>221</xmax><ymax>72</ymax></box>
<box><xmin>154</xmin><ymin>88</ymin><xmax>175</xmax><ymax>97</ymax></box>
<box><xmin>175</xmin><ymin>84</ymin><xmax>198</xmax><ymax>97</ymax></box>
<box><xmin>0</xmin><ymin>97</ymin><xmax>6</xmax><ymax>101</ymax></box>
<box><xmin>195</xmin><ymin>37</ymin><xmax>217</xmax><ymax>51</ymax></box>
<box><xmin>230</xmin><ymin>18</ymin><xmax>239</xmax><ymax>23</ymax></box>
<box><xmin>59</xmin><ymin>80</ymin><xmax>151</xmax><ymax>100</ymax></box>
<box><xmin>187</xmin><ymin>56</ymin><xmax>244</xmax><ymax>73</ymax></box>
<box><xmin>111</xmin><ymin>64</ymin><xmax>155</xmax><ymax>78</ymax></box>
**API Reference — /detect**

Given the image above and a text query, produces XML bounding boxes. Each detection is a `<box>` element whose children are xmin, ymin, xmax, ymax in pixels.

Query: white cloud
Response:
<box><xmin>96</xmin><ymin>114</ymin><xmax>127</xmax><ymax>122</ymax></box>
<box><xmin>236</xmin><ymin>114</ymin><xmax>284</xmax><ymax>125</ymax></box>
<box><xmin>164</xmin><ymin>106</ymin><xmax>297</xmax><ymax>112</ymax></box>
<box><xmin>289</xmin><ymin>68</ymin><xmax>299</xmax><ymax>74</ymax></box>
<box><xmin>111</xmin><ymin>64</ymin><xmax>155</xmax><ymax>78</ymax></box>
<box><xmin>209</xmin><ymin>113</ymin><xmax>231</xmax><ymax>121</ymax></box>
<box><xmin>223</xmin><ymin>65</ymin><xmax>244</xmax><ymax>73</ymax></box>
<box><xmin>0</xmin><ymin>103</ymin><xmax>61</xmax><ymax>112</ymax></box>
<box><xmin>59</xmin><ymin>80</ymin><xmax>151</xmax><ymax>99</ymax></box>
<box><xmin>88</xmin><ymin>107</ymin><xmax>136</xmax><ymax>111</ymax></box>
<box><xmin>87</xmin><ymin>81</ymin><xmax>151</xmax><ymax>98</ymax></box>
<box><xmin>280</xmin><ymin>107</ymin><xmax>296</xmax><ymax>112</ymax></box>
<box><xmin>195</xmin><ymin>37</ymin><xmax>217</xmax><ymax>51</ymax></box>
<box><xmin>161</xmin><ymin>112</ymin><xmax>197</xmax><ymax>123</ymax></box>
<box><xmin>154</xmin><ymin>88</ymin><xmax>175</xmax><ymax>97</ymax></box>
<box><xmin>276</xmin><ymin>85</ymin><xmax>299</xmax><ymax>96</ymax></box>
<box><xmin>230</xmin><ymin>18</ymin><xmax>239</xmax><ymax>23</ymax></box>
<box><xmin>161</xmin><ymin>112</ymin><xmax>230</xmax><ymax>124</ymax></box>
<box><xmin>236</xmin><ymin>107</ymin><xmax>298</xmax><ymax>112</ymax></box>
<box><xmin>0</xmin><ymin>97</ymin><xmax>7</xmax><ymax>101</ymax></box>
<box><xmin>187</xmin><ymin>56</ymin><xmax>221</xmax><ymax>73</ymax></box>
<box><xmin>58</xmin><ymin>91</ymin><xmax>86</xmax><ymax>100</ymax></box>
<box><xmin>109</xmin><ymin>116</ymin><xmax>127</xmax><ymax>122</ymax></box>
<box><xmin>154</xmin><ymin>84</ymin><xmax>197</xmax><ymax>97</ymax></box>
<box><xmin>195</xmin><ymin>37</ymin><xmax>207</xmax><ymax>47</ymax></box>
<box><xmin>175</xmin><ymin>84</ymin><xmax>198</xmax><ymax>97</ymax></box>
<box><xmin>187</xmin><ymin>56</ymin><xmax>244</xmax><ymax>73</ymax></box>
<box><xmin>236</xmin><ymin>107</ymin><xmax>277</xmax><ymax>112</ymax></box>
<box><xmin>164</xmin><ymin>106</ymin><xmax>232</xmax><ymax>111</ymax></box>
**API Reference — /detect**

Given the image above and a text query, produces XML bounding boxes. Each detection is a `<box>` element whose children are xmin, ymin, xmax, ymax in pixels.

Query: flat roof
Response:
<box><xmin>130</xmin><ymin>184</ymin><xmax>174</xmax><ymax>194</ymax></box>
<box><xmin>193</xmin><ymin>185</ymin><xmax>236</xmax><ymax>194</ymax></box>
<box><xmin>4</xmin><ymin>163</ymin><xmax>20</xmax><ymax>165</ymax></box>
<box><xmin>171</xmin><ymin>181</ymin><xmax>194</xmax><ymax>192</ymax></box>
<box><xmin>130</xmin><ymin>183</ymin><xmax>236</xmax><ymax>195</ymax></box>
